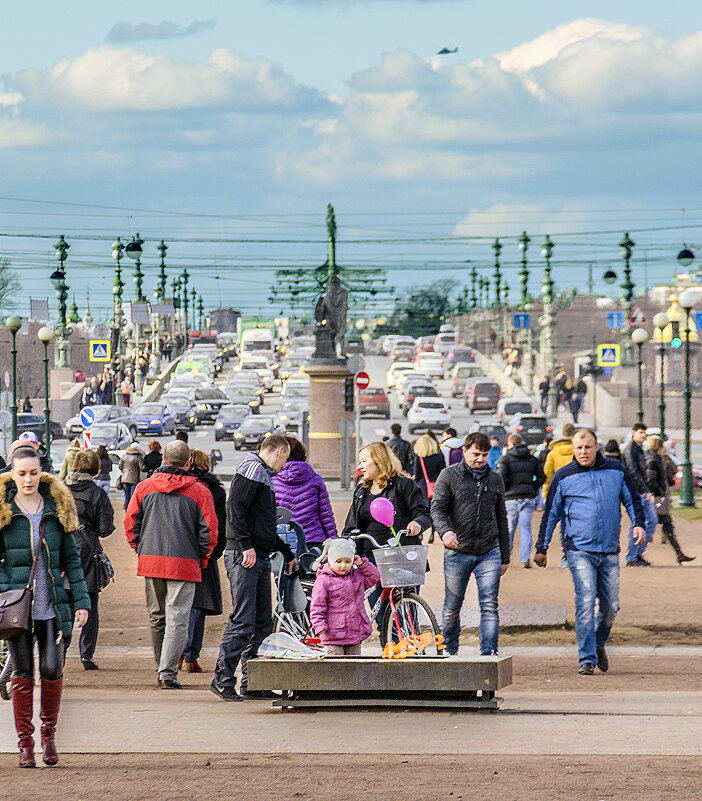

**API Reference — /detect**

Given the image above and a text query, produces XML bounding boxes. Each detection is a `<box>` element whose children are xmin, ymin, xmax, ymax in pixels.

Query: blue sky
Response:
<box><xmin>3</xmin><ymin>1</ymin><xmax>702</xmax><ymax>321</ymax></box>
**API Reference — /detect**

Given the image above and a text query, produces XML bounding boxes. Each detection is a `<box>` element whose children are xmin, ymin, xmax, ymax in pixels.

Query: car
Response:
<box><xmin>465</xmin><ymin>379</ymin><xmax>502</xmax><ymax>412</ymax></box>
<box><xmin>417</xmin><ymin>336</ymin><xmax>435</xmax><ymax>353</ymax></box>
<box><xmin>390</xmin><ymin>344</ymin><xmax>415</xmax><ymax>363</ymax></box>
<box><xmin>214</xmin><ymin>404</ymin><xmax>251</xmax><ymax>440</ymax></box>
<box><xmin>167</xmin><ymin>373</ymin><xmax>210</xmax><ymax>395</ymax></box>
<box><xmin>396</xmin><ymin>374</ymin><xmax>434</xmax><ymax>405</ymax></box>
<box><xmin>279</xmin><ymin>399</ymin><xmax>309</xmax><ymax>430</ymax></box>
<box><xmin>506</xmin><ymin>413</ymin><xmax>552</xmax><ymax>446</ymax></box>
<box><xmin>414</xmin><ymin>352</ymin><xmax>445</xmax><ymax>378</ymax></box>
<box><xmin>238</xmin><ymin>358</ymin><xmax>275</xmax><ymax>391</ymax></box>
<box><xmin>434</xmin><ymin>330</ymin><xmax>459</xmax><ymax>355</ymax></box>
<box><xmin>191</xmin><ymin>387</ymin><xmax>229</xmax><ymax>424</ymax></box>
<box><xmin>88</xmin><ymin>422</ymin><xmax>134</xmax><ymax>450</ymax></box>
<box><xmin>359</xmin><ymin>387</ymin><xmax>391</xmax><ymax>419</ymax></box>
<box><xmin>666</xmin><ymin>454</ymin><xmax>702</xmax><ymax>488</ymax></box>
<box><xmin>133</xmin><ymin>403</ymin><xmax>176</xmax><ymax>435</ymax></box>
<box><xmin>402</xmin><ymin>384</ymin><xmax>440</xmax><ymax>415</ymax></box>
<box><xmin>468</xmin><ymin>419</ymin><xmax>507</xmax><ymax>447</ymax></box>
<box><xmin>446</xmin><ymin>347</ymin><xmax>474</xmax><ymax>368</ymax></box>
<box><xmin>233</xmin><ymin>415</ymin><xmax>286</xmax><ymax>450</ymax></box>
<box><xmin>386</xmin><ymin>362</ymin><xmax>415</xmax><ymax>388</ymax></box>
<box><xmin>160</xmin><ymin>394</ymin><xmax>197</xmax><ymax>430</ymax></box>
<box><xmin>281</xmin><ymin>376</ymin><xmax>311</xmax><ymax>400</ymax></box>
<box><xmin>225</xmin><ymin>387</ymin><xmax>261</xmax><ymax>414</ymax></box>
<box><xmin>497</xmin><ymin>397</ymin><xmax>535</xmax><ymax>423</ymax></box>
<box><xmin>64</xmin><ymin>405</ymin><xmax>138</xmax><ymax>439</ymax></box>
<box><xmin>451</xmin><ymin>364</ymin><xmax>485</xmax><ymax>397</ymax></box>
<box><xmin>407</xmin><ymin>398</ymin><xmax>451</xmax><ymax>434</ymax></box>
<box><xmin>226</xmin><ymin>374</ymin><xmax>266</xmax><ymax>401</ymax></box>
<box><xmin>17</xmin><ymin>413</ymin><xmax>63</xmax><ymax>445</ymax></box>
<box><xmin>280</xmin><ymin>356</ymin><xmax>308</xmax><ymax>382</ymax></box>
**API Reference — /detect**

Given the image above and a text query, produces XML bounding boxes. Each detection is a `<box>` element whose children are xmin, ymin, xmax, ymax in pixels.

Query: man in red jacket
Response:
<box><xmin>125</xmin><ymin>440</ymin><xmax>217</xmax><ymax>689</ymax></box>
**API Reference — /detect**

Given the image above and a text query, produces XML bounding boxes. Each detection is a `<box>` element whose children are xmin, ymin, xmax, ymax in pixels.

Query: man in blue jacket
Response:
<box><xmin>534</xmin><ymin>429</ymin><xmax>645</xmax><ymax>675</ymax></box>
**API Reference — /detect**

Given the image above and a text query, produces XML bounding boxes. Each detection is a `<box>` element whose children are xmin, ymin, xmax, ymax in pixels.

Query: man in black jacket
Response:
<box><xmin>496</xmin><ymin>433</ymin><xmax>545</xmax><ymax>568</ymax></box>
<box><xmin>431</xmin><ymin>432</ymin><xmax>509</xmax><ymax>656</ymax></box>
<box><xmin>211</xmin><ymin>435</ymin><xmax>297</xmax><ymax>701</ymax></box>
<box><xmin>621</xmin><ymin>422</ymin><xmax>658</xmax><ymax>566</ymax></box>
<box><xmin>387</xmin><ymin>423</ymin><xmax>414</xmax><ymax>474</ymax></box>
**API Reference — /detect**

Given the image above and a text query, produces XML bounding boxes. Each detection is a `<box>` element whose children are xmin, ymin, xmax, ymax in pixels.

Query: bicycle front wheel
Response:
<box><xmin>380</xmin><ymin>591</ymin><xmax>444</xmax><ymax>656</ymax></box>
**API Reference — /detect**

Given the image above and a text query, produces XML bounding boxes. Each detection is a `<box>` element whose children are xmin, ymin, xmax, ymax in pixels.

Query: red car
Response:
<box><xmin>359</xmin><ymin>387</ymin><xmax>391</xmax><ymax>419</ymax></box>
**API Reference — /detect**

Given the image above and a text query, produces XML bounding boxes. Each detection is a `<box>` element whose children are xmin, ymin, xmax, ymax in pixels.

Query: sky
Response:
<box><xmin>2</xmin><ymin>0</ymin><xmax>702</xmax><ymax>322</ymax></box>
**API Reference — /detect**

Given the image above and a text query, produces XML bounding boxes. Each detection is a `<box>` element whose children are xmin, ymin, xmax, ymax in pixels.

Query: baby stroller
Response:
<box><xmin>271</xmin><ymin>508</ymin><xmax>321</xmax><ymax>645</ymax></box>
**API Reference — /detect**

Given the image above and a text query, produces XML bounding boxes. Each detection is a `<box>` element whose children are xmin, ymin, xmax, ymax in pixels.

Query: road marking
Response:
<box><xmin>195</xmin><ymin>431</ymin><xmax>208</xmax><ymax>438</ymax></box>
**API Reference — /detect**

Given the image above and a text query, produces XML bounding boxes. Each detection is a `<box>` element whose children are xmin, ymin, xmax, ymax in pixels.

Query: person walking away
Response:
<box><xmin>412</xmin><ymin>434</ymin><xmax>445</xmax><ymax>501</ymax></box>
<box><xmin>645</xmin><ymin>435</ymin><xmax>694</xmax><ymax>564</ymax></box>
<box><xmin>440</xmin><ymin>428</ymin><xmax>464</xmax><ymax>467</ymax></box>
<box><xmin>272</xmin><ymin>436</ymin><xmax>337</xmax><ymax>547</ymax></box>
<box><xmin>535</xmin><ymin>429</ymin><xmax>644</xmax><ymax>675</ymax></box>
<box><xmin>58</xmin><ymin>439</ymin><xmax>81</xmax><ymax>481</ymax></box>
<box><xmin>386</xmin><ymin>423</ymin><xmax>414</xmax><ymax>475</ymax></box>
<box><xmin>143</xmin><ymin>440</ymin><xmax>163</xmax><ymax>477</ymax></box>
<box><xmin>211</xmin><ymin>435</ymin><xmax>297</xmax><ymax>701</ymax></box>
<box><xmin>603</xmin><ymin>440</ymin><xmax>622</xmax><ymax>461</ymax></box>
<box><xmin>487</xmin><ymin>436</ymin><xmax>502</xmax><ymax>470</ymax></box>
<box><xmin>94</xmin><ymin>445</ymin><xmax>112</xmax><ymax>495</ymax></box>
<box><xmin>496</xmin><ymin>433</ymin><xmax>545</xmax><ymax>568</ymax></box>
<box><xmin>621</xmin><ymin>422</ymin><xmax>659</xmax><ymax>566</ymax></box>
<box><xmin>119</xmin><ymin>443</ymin><xmax>145</xmax><ymax>510</ymax></box>
<box><xmin>124</xmin><ymin>440</ymin><xmax>217</xmax><ymax>688</ymax></box>
<box><xmin>309</xmin><ymin>538</ymin><xmax>381</xmax><ymax>655</ymax></box>
<box><xmin>538</xmin><ymin>376</ymin><xmax>550</xmax><ymax>414</ymax></box>
<box><xmin>121</xmin><ymin>375</ymin><xmax>133</xmax><ymax>407</ymax></box>
<box><xmin>568</xmin><ymin>390</ymin><xmax>581</xmax><ymax>424</ymax></box>
<box><xmin>0</xmin><ymin>446</ymin><xmax>90</xmax><ymax>767</ymax></box>
<box><xmin>65</xmin><ymin>449</ymin><xmax>115</xmax><ymax>670</ymax></box>
<box><xmin>431</xmin><ymin>432</ymin><xmax>509</xmax><ymax>656</ymax></box>
<box><xmin>181</xmin><ymin>449</ymin><xmax>228</xmax><ymax>672</ymax></box>
<box><xmin>21</xmin><ymin>397</ymin><xmax>32</xmax><ymax>413</ymax></box>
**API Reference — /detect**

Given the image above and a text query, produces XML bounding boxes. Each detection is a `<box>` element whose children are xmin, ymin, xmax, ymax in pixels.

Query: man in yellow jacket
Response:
<box><xmin>542</xmin><ymin>423</ymin><xmax>575</xmax><ymax>498</ymax></box>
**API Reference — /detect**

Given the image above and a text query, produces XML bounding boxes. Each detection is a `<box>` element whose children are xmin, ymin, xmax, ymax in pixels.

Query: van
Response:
<box><xmin>451</xmin><ymin>364</ymin><xmax>485</xmax><ymax>397</ymax></box>
<box><xmin>467</xmin><ymin>380</ymin><xmax>502</xmax><ymax>413</ymax></box>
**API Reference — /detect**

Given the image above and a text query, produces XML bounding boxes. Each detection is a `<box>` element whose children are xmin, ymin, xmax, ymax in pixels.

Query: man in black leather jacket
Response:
<box><xmin>621</xmin><ymin>422</ymin><xmax>658</xmax><ymax>566</ymax></box>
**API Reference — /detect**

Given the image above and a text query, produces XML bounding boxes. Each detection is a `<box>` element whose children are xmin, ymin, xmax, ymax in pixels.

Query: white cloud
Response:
<box><xmin>107</xmin><ymin>19</ymin><xmax>217</xmax><ymax>43</ymax></box>
<box><xmin>0</xmin><ymin>92</ymin><xmax>23</xmax><ymax>107</ymax></box>
<box><xmin>0</xmin><ymin>118</ymin><xmax>50</xmax><ymax>149</ymax></box>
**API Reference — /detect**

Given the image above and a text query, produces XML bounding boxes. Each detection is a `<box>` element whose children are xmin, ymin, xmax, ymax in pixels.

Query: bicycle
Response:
<box><xmin>0</xmin><ymin>639</ymin><xmax>11</xmax><ymax>700</ymax></box>
<box><xmin>349</xmin><ymin>531</ymin><xmax>445</xmax><ymax>657</ymax></box>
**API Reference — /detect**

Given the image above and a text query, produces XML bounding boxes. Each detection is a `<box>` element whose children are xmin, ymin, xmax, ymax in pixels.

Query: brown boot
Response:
<box><xmin>11</xmin><ymin>677</ymin><xmax>36</xmax><ymax>768</ymax></box>
<box><xmin>39</xmin><ymin>677</ymin><xmax>63</xmax><ymax>766</ymax></box>
<box><xmin>183</xmin><ymin>661</ymin><xmax>203</xmax><ymax>673</ymax></box>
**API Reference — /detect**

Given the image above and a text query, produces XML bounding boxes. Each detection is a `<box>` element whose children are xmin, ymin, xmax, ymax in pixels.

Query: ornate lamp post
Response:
<box><xmin>518</xmin><ymin>231</ymin><xmax>530</xmax><ymax>309</ymax></box>
<box><xmin>469</xmin><ymin>265</ymin><xmax>478</xmax><ymax>309</ymax></box>
<box><xmin>631</xmin><ymin>327</ymin><xmax>649</xmax><ymax>423</ymax></box>
<box><xmin>37</xmin><ymin>326</ymin><xmax>54</xmax><ymax>460</ymax></box>
<box><xmin>197</xmin><ymin>296</ymin><xmax>204</xmax><ymax>331</ymax></box>
<box><xmin>653</xmin><ymin>312</ymin><xmax>669</xmax><ymax>439</ymax></box>
<box><xmin>111</xmin><ymin>238</ymin><xmax>126</xmax><ymax>405</ymax></box>
<box><xmin>50</xmin><ymin>235</ymin><xmax>71</xmax><ymax>369</ymax></box>
<box><xmin>181</xmin><ymin>269</ymin><xmax>190</xmax><ymax>340</ymax></box>
<box><xmin>540</xmin><ymin>235</ymin><xmax>558</xmax><ymax>415</ymax></box>
<box><xmin>619</xmin><ymin>233</ymin><xmax>636</xmax><ymax>366</ymax></box>
<box><xmin>5</xmin><ymin>315</ymin><xmax>21</xmax><ymax>440</ymax></box>
<box><xmin>191</xmin><ymin>287</ymin><xmax>197</xmax><ymax>331</ymax></box>
<box><xmin>157</xmin><ymin>240</ymin><xmax>168</xmax><ymax>302</ymax></box>
<box><xmin>677</xmin><ymin>287</ymin><xmax>699</xmax><ymax>508</ymax></box>
<box><xmin>126</xmin><ymin>234</ymin><xmax>144</xmax><ymax>300</ymax></box>
<box><xmin>492</xmin><ymin>239</ymin><xmax>502</xmax><ymax>308</ymax></box>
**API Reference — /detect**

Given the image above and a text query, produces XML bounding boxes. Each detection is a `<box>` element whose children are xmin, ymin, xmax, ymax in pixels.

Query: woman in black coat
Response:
<box><xmin>65</xmin><ymin>449</ymin><xmax>115</xmax><ymax>670</ymax></box>
<box><xmin>181</xmin><ymin>449</ymin><xmax>227</xmax><ymax>672</ymax></box>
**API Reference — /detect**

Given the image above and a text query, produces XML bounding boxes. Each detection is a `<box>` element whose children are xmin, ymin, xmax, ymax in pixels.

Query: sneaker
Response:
<box><xmin>578</xmin><ymin>663</ymin><xmax>595</xmax><ymax>675</ymax></box>
<box><xmin>209</xmin><ymin>680</ymin><xmax>242</xmax><ymax>702</ymax></box>
<box><xmin>81</xmin><ymin>659</ymin><xmax>99</xmax><ymax>671</ymax></box>
<box><xmin>558</xmin><ymin>558</ymin><xmax>568</xmax><ymax>569</ymax></box>
<box><xmin>626</xmin><ymin>557</ymin><xmax>648</xmax><ymax>567</ymax></box>
<box><xmin>183</xmin><ymin>661</ymin><xmax>203</xmax><ymax>673</ymax></box>
<box><xmin>596</xmin><ymin>647</ymin><xmax>609</xmax><ymax>673</ymax></box>
<box><xmin>241</xmin><ymin>690</ymin><xmax>279</xmax><ymax>700</ymax></box>
<box><xmin>158</xmin><ymin>678</ymin><xmax>183</xmax><ymax>689</ymax></box>
<box><xmin>521</xmin><ymin>561</ymin><xmax>532</xmax><ymax>569</ymax></box>
<box><xmin>637</xmin><ymin>556</ymin><xmax>652</xmax><ymax>566</ymax></box>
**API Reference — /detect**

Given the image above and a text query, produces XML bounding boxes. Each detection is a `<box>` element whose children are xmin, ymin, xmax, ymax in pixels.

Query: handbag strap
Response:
<box><xmin>419</xmin><ymin>456</ymin><xmax>431</xmax><ymax>485</ymax></box>
<box><xmin>25</xmin><ymin>516</ymin><xmax>46</xmax><ymax>591</ymax></box>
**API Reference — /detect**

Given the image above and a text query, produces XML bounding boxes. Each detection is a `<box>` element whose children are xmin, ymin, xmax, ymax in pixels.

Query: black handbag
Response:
<box><xmin>0</xmin><ymin>537</ymin><xmax>43</xmax><ymax>640</ymax></box>
<box><xmin>93</xmin><ymin>550</ymin><xmax>114</xmax><ymax>591</ymax></box>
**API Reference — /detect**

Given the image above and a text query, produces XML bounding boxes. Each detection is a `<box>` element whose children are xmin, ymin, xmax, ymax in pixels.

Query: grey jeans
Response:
<box><xmin>325</xmin><ymin>644</ymin><xmax>362</xmax><ymax>656</ymax></box>
<box><xmin>145</xmin><ymin>577</ymin><xmax>196</xmax><ymax>681</ymax></box>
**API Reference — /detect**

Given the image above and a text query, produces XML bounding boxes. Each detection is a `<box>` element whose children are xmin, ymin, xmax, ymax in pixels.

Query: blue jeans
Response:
<box><xmin>122</xmin><ymin>482</ymin><xmax>137</xmax><ymax>510</ymax></box>
<box><xmin>182</xmin><ymin>607</ymin><xmax>206</xmax><ymax>663</ymax></box>
<box><xmin>626</xmin><ymin>496</ymin><xmax>657</xmax><ymax>563</ymax></box>
<box><xmin>442</xmin><ymin>546</ymin><xmax>502</xmax><ymax>655</ymax></box>
<box><xmin>505</xmin><ymin>497</ymin><xmax>536</xmax><ymax>564</ymax></box>
<box><xmin>566</xmin><ymin>550</ymin><xmax>620</xmax><ymax>666</ymax></box>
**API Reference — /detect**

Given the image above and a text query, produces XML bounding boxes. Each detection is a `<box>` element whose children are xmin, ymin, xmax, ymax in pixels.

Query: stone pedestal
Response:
<box><xmin>50</xmin><ymin>369</ymin><xmax>74</xmax><ymax>399</ymax></box>
<box><xmin>306</xmin><ymin>361</ymin><xmax>354</xmax><ymax>480</ymax></box>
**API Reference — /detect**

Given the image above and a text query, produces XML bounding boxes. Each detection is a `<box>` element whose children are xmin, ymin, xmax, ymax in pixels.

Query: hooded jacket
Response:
<box><xmin>119</xmin><ymin>449</ymin><xmax>145</xmax><ymax>485</ymax></box>
<box><xmin>66</xmin><ymin>475</ymin><xmax>115</xmax><ymax>594</ymax></box>
<box><xmin>272</xmin><ymin>461</ymin><xmax>337</xmax><ymax>544</ymax></box>
<box><xmin>496</xmin><ymin>444</ymin><xmax>546</xmax><ymax>500</ymax></box>
<box><xmin>542</xmin><ymin>438</ymin><xmax>573</xmax><ymax>497</ymax></box>
<box><xmin>124</xmin><ymin>466</ymin><xmax>218</xmax><ymax>582</ymax></box>
<box><xmin>0</xmin><ymin>472</ymin><xmax>90</xmax><ymax>642</ymax></box>
<box><xmin>440</xmin><ymin>437</ymin><xmax>464</xmax><ymax>467</ymax></box>
<box><xmin>536</xmin><ymin>452</ymin><xmax>644</xmax><ymax>555</ymax></box>
<box><xmin>310</xmin><ymin>558</ymin><xmax>380</xmax><ymax>645</ymax></box>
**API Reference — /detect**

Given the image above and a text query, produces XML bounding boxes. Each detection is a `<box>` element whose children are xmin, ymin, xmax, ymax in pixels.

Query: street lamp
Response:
<box><xmin>631</xmin><ymin>327</ymin><xmax>649</xmax><ymax>423</ymax></box>
<box><xmin>5</xmin><ymin>315</ymin><xmax>21</xmax><ymax>441</ymax></box>
<box><xmin>677</xmin><ymin>287</ymin><xmax>700</xmax><ymax>507</ymax></box>
<box><xmin>469</xmin><ymin>265</ymin><xmax>478</xmax><ymax>309</ymax></box>
<box><xmin>126</xmin><ymin>234</ymin><xmax>144</xmax><ymax>300</ymax></box>
<box><xmin>540</xmin><ymin>235</ymin><xmax>558</xmax><ymax>416</ymax></box>
<box><xmin>197</xmin><ymin>296</ymin><xmax>204</xmax><ymax>331</ymax></box>
<box><xmin>37</xmin><ymin>326</ymin><xmax>54</xmax><ymax>460</ymax></box>
<box><xmin>518</xmin><ymin>231</ymin><xmax>530</xmax><ymax>309</ymax></box>
<box><xmin>111</xmin><ymin>238</ymin><xmax>126</xmax><ymax>405</ymax></box>
<box><xmin>653</xmin><ymin>312</ymin><xmax>669</xmax><ymax>438</ymax></box>
<box><xmin>677</xmin><ymin>245</ymin><xmax>695</xmax><ymax>269</ymax></box>
<box><xmin>157</xmin><ymin>241</ymin><xmax>168</xmax><ymax>302</ymax></box>
<box><xmin>492</xmin><ymin>239</ymin><xmax>502</xmax><ymax>308</ymax></box>
<box><xmin>619</xmin><ymin>233</ymin><xmax>636</xmax><ymax>366</ymax></box>
<box><xmin>181</xmin><ymin>269</ymin><xmax>190</xmax><ymax>339</ymax></box>
<box><xmin>50</xmin><ymin>235</ymin><xmax>71</xmax><ymax>369</ymax></box>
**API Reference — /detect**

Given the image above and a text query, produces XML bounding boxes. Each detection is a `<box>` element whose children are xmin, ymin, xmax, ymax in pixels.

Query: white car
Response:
<box><xmin>386</xmin><ymin>362</ymin><xmax>415</xmax><ymax>388</ymax></box>
<box><xmin>407</xmin><ymin>398</ymin><xmax>451</xmax><ymax>434</ymax></box>
<box><xmin>238</xmin><ymin>358</ymin><xmax>275</xmax><ymax>391</ymax></box>
<box><xmin>415</xmin><ymin>353</ymin><xmax>445</xmax><ymax>378</ymax></box>
<box><xmin>396</xmin><ymin>373</ymin><xmax>434</xmax><ymax>404</ymax></box>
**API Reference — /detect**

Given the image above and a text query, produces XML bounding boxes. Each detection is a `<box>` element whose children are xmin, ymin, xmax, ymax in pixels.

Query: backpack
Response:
<box><xmin>448</xmin><ymin>447</ymin><xmax>463</xmax><ymax>466</ymax></box>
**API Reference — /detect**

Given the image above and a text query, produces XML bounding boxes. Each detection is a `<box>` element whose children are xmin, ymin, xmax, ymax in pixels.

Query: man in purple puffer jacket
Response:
<box><xmin>272</xmin><ymin>437</ymin><xmax>337</xmax><ymax>545</ymax></box>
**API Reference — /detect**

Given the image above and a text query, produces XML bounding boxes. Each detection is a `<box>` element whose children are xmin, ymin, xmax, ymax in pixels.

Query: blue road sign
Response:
<box><xmin>695</xmin><ymin>312</ymin><xmax>702</xmax><ymax>331</ymax></box>
<box><xmin>90</xmin><ymin>340</ymin><xmax>110</xmax><ymax>362</ymax></box>
<box><xmin>513</xmin><ymin>313</ymin><xmax>531</xmax><ymax>329</ymax></box>
<box><xmin>597</xmin><ymin>344</ymin><xmax>621</xmax><ymax>367</ymax></box>
<box><xmin>79</xmin><ymin>407</ymin><xmax>95</xmax><ymax>428</ymax></box>
<box><xmin>607</xmin><ymin>311</ymin><xmax>624</xmax><ymax>329</ymax></box>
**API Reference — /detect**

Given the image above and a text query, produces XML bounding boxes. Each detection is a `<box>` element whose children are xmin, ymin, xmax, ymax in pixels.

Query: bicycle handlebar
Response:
<box><xmin>347</xmin><ymin>529</ymin><xmax>409</xmax><ymax>550</ymax></box>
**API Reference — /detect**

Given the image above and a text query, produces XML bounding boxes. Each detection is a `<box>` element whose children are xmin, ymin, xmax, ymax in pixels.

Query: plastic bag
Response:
<box><xmin>257</xmin><ymin>631</ymin><xmax>323</xmax><ymax>660</ymax></box>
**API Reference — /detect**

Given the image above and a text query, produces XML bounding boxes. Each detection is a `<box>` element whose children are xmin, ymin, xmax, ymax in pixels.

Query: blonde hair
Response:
<box><xmin>646</xmin><ymin>435</ymin><xmax>665</xmax><ymax>454</ymax></box>
<box><xmin>188</xmin><ymin>448</ymin><xmax>211</xmax><ymax>472</ymax></box>
<box><xmin>413</xmin><ymin>434</ymin><xmax>439</xmax><ymax>458</ymax></box>
<box><xmin>360</xmin><ymin>441</ymin><xmax>404</xmax><ymax>490</ymax></box>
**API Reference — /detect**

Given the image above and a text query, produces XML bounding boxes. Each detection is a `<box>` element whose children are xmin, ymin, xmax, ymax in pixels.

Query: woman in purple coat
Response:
<box><xmin>272</xmin><ymin>436</ymin><xmax>337</xmax><ymax>545</ymax></box>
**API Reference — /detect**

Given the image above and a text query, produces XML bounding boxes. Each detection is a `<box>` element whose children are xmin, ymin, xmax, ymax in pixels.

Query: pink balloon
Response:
<box><xmin>369</xmin><ymin>497</ymin><xmax>395</xmax><ymax>528</ymax></box>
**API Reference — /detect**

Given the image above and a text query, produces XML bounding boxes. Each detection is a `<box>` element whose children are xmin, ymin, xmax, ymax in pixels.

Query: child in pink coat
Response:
<box><xmin>310</xmin><ymin>538</ymin><xmax>381</xmax><ymax>655</ymax></box>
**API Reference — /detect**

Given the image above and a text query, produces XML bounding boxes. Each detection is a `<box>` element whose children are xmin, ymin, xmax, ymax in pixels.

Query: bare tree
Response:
<box><xmin>0</xmin><ymin>259</ymin><xmax>20</xmax><ymax>316</ymax></box>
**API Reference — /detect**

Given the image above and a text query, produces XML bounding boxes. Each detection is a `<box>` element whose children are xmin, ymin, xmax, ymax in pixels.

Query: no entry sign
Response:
<box><xmin>354</xmin><ymin>371</ymin><xmax>370</xmax><ymax>390</ymax></box>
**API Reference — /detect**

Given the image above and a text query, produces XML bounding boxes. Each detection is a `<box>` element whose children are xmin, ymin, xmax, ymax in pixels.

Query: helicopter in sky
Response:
<box><xmin>436</xmin><ymin>47</ymin><xmax>458</xmax><ymax>55</ymax></box>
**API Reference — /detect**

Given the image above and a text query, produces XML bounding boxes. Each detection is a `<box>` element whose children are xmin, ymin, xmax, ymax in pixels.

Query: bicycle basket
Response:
<box><xmin>373</xmin><ymin>545</ymin><xmax>428</xmax><ymax>588</ymax></box>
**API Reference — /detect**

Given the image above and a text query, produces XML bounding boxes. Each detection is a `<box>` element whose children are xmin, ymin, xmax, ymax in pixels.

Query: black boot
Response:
<box><xmin>667</xmin><ymin>532</ymin><xmax>695</xmax><ymax>564</ymax></box>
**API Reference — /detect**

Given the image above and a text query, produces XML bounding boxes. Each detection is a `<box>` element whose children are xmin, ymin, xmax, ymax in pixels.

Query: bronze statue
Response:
<box><xmin>313</xmin><ymin>274</ymin><xmax>348</xmax><ymax>360</ymax></box>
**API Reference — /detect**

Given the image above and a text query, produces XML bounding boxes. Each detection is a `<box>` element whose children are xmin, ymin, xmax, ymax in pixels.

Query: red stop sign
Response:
<box><xmin>354</xmin><ymin>370</ymin><xmax>370</xmax><ymax>390</ymax></box>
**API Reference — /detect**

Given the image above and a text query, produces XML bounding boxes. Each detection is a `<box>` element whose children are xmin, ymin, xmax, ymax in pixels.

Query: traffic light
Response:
<box><xmin>670</xmin><ymin>321</ymin><xmax>683</xmax><ymax>350</ymax></box>
<box><xmin>344</xmin><ymin>377</ymin><xmax>354</xmax><ymax>412</ymax></box>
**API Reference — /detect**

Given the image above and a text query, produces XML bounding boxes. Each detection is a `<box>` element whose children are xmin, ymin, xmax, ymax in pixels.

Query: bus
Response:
<box><xmin>240</xmin><ymin>328</ymin><xmax>274</xmax><ymax>357</ymax></box>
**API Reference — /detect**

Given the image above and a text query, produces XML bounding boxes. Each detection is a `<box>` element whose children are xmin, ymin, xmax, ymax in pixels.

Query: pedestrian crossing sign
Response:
<box><xmin>90</xmin><ymin>340</ymin><xmax>110</xmax><ymax>362</ymax></box>
<box><xmin>597</xmin><ymin>343</ymin><xmax>620</xmax><ymax>367</ymax></box>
